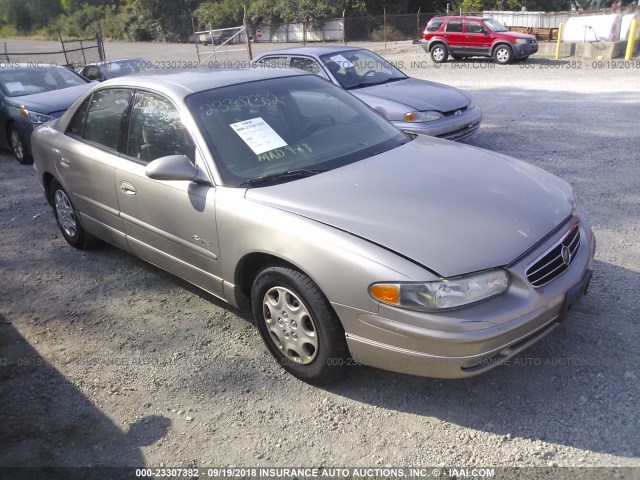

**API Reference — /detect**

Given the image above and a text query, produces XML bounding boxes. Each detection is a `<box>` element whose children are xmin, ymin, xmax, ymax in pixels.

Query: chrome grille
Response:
<box><xmin>526</xmin><ymin>224</ymin><xmax>581</xmax><ymax>288</ymax></box>
<box><xmin>443</xmin><ymin>106</ymin><xmax>468</xmax><ymax>117</ymax></box>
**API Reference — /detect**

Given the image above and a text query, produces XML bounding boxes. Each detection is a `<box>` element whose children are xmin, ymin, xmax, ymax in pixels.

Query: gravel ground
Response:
<box><xmin>1</xmin><ymin>39</ymin><xmax>639</xmax><ymax>475</ymax></box>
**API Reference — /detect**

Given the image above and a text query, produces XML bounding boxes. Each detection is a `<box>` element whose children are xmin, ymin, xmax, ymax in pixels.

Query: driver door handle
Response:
<box><xmin>120</xmin><ymin>181</ymin><xmax>137</xmax><ymax>195</ymax></box>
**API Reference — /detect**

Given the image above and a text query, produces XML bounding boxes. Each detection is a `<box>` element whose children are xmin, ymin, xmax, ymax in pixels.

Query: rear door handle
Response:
<box><xmin>59</xmin><ymin>157</ymin><xmax>71</xmax><ymax>168</ymax></box>
<box><xmin>120</xmin><ymin>181</ymin><xmax>137</xmax><ymax>195</ymax></box>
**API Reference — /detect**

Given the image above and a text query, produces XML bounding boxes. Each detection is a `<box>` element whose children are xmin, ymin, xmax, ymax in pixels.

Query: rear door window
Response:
<box><xmin>70</xmin><ymin>89</ymin><xmax>133</xmax><ymax>151</ymax></box>
<box><xmin>445</xmin><ymin>20</ymin><xmax>464</xmax><ymax>33</ymax></box>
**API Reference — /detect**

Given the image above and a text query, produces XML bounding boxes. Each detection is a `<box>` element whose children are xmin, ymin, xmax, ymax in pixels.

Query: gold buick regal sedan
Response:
<box><xmin>31</xmin><ymin>69</ymin><xmax>595</xmax><ymax>384</ymax></box>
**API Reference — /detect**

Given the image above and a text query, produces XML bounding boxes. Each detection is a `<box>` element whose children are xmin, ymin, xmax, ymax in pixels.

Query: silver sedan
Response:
<box><xmin>253</xmin><ymin>46</ymin><xmax>482</xmax><ymax>141</ymax></box>
<box><xmin>32</xmin><ymin>69</ymin><xmax>594</xmax><ymax>384</ymax></box>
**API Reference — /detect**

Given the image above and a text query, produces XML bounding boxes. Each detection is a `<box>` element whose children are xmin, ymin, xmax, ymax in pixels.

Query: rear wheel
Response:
<box><xmin>493</xmin><ymin>45</ymin><xmax>513</xmax><ymax>65</ymax></box>
<box><xmin>251</xmin><ymin>265</ymin><xmax>349</xmax><ymax>384</ymax></box>
<box><xmin>430</xmin><ymin>44</ymin><xmax>448</xmax><ymax>63</ymax></box>
<box><xmin>50</xmin><ymin>180</ymin><xmax>97</xmax><ymax>249</ymax></box>
<box><xmin>9</xmin><ymin>126</ymin><xmax>32</xmax><ymax>165</ymax></box>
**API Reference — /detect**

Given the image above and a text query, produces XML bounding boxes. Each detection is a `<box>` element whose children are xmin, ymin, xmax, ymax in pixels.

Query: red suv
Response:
<box><xmin>422</xmin><ymin>16</ymin><xmax>538</xmax><ymax>64</ymax></box>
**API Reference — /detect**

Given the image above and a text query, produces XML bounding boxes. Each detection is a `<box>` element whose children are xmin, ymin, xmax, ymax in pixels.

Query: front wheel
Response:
<box><xmin>9</xmin><ymin>126</ymin><xmax>32</xmax><ymax>165</ymax></box>
<box><xmin>493</xmin><ymin>45</ymin><xmax>513</xmax><ymax>65</ymax></box>
<box><xmin>251</xmin><ymin>265</ymin><xmax>349</xmax><ymax>384</ymax></box>
<box><xmin>50</xmin><ymin>180</ymin><xmax>97</xmax><ymax>249</ymax></box>
<box><xmin>430</xmin><ymin>44</ymin><xmax>448</xmax><ymax>63</ymax></box>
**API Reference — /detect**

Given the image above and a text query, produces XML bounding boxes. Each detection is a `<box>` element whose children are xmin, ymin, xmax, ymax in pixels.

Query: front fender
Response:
<box><xmin>215</xmin><ymin>187</ymin><xmax>437</xmax><ymax>313</ymax></box>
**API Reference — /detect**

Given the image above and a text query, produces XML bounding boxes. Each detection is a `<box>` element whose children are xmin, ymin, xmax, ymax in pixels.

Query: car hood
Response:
<box><xmin>6</xmin><ymin>83</ymin><xmax>94</xmax><ymax>115</ymax></box>
<box><xmin>497</xmin><ymin>31</ymin><xmax>536</xmax><ymax>41</ymax></box>
<box><xmin>245</xmin><ymin>136</ymin><xmax>574</xmax><ymax>277</ymax></box>
<box><xmin>352</xmin><ymin>78</ymin><xmax>470</xmax><ymax>112</ymax></box>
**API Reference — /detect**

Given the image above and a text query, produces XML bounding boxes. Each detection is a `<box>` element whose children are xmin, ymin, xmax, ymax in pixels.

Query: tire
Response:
<box><xmin>430</xmin><ymin>44</ymin><xmax>448</xmax><ymax>63</ymax></box>
<box><xmin>50</xmin><ymin>180</ymin><xmax>97</xmax><ymax>249</ymax></box>
<box><xmin>493</xmin><ymin>45</ymin><xmax>513</xmax><ymax>65</ymax></box>
<box><xmin>8</xmin><ymin>125</ymin><xmax>32</xmax><ymax>165</ymax></box>
<box><xmin>251</xmin><ymin>265</ymin><xmax>350</xmax><ymax>384</ymax></box>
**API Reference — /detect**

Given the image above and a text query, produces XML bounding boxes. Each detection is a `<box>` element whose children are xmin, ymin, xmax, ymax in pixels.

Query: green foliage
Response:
<box><xmin>2</xmin><ymin>0</ymin><xmax>63</xmax><ymax>33</ymax></box>
<box><xmin>248</xmin><ymin>0</ymin><xmax>366</xmax><ymax>26</ymax></box>
<box><xmin>47</xmin><ymin>4</ymin><xmax>103</xmax><ymax>38</ymax></box>
<box><xmin>0</xmin><ymin>0</ymin><xmax>591</xmax><ymax>41</ymax></box>
<box><xmin>194</xmin><ymin>0</ymin><xmax>246</xmax><ymax>29</ymax></box>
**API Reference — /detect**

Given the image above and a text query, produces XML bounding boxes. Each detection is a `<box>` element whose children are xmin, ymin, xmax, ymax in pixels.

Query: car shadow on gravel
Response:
<box><xmin>0</xmin><ymin>315</ymin><xmax>171</xmax><ymax>470</ymax></box>
<box><xmin>324</xmin><ymin>259</ymin><xmax>639</xmax><ymax>459</ymax></box>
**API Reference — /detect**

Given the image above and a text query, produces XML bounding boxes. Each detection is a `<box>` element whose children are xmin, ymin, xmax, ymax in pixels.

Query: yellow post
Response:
<box><xmin>625</xmin><ymin>19</ymin><xmax>638</xmax><ymax>61</ymax></box>
<box><xmin>555</xmin><ymin>22</ymin><xmax>564</xmax><ymax>60</ymax></box>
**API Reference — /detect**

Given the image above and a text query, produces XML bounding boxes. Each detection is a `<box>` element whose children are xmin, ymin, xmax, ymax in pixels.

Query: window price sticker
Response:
<box><xmin>230</xmin><ymin>117</ymin><xmax>287</xmax><ymax>155</ymax></box>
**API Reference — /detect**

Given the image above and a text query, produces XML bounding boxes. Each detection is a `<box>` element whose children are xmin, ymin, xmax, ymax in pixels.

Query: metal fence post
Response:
<box><xmin>96</xmin><ymin>22</ymin><xmax>106</xmax><ymax>62</ymax></box>
<box><xmin>555</xmin><ymin>22</ymin><xmax>564</xmax><ymax>60</ymax></box>
<box><xmin>343</xmin><ymin>9</ymin><xmax>347</xmax><ymax>45</ymax></box>
<box><xmin>383</xmin><ymin>7</ymin><xmax>387</xmax><ymax>50</ymax></box>
<box><xmin>625</xmin><ymin>18</ymin><xmax>638</xmax><ymax>61</ymax></box>
<box><xmin>80</xmin><ymin>40</ymin><xmax>87</xmax><ymax>65</ymax></box>
<box><xmin>244</xmin><ymin>6</ymin><xmax>253</xmax><ymax>60</ymax></box>
<box><xmin>59</xmin><ymin>31</ymin><xmax>69</xmax><ymax>66</ymax></box>
<box><xmin>192</xmin><ymin>18</ymin><xmax>200</xmax><ymax>62</ymax></box>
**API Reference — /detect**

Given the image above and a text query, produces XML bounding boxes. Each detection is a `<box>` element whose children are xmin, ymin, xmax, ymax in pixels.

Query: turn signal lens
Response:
<box><xmin>370</xmin><ymin>284</ymin><xmax>400</xmax><ymax>304</ymax></box>
<box><xmin>404</xmin><ymin>111</ymin><xmax>444</xmax><ymax>123</ymax></box>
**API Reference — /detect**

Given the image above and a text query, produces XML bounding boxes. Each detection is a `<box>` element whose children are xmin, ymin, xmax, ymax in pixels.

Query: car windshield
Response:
<box><xmin>0</xmin><ymin>67</ymin><xmax>88</xmax><ymax>97</ymax></box>
<box><xmin>483</xmin><ymin>18</ymin><xmax>508</xmax><ymax>32</ymax></box>
<box><xmin>186</xmin><ymin>74</ymin><xmax>409</xmax><ymax>187</ymax></box>
<box><xmin>319</xmin><ymin>49</ymin><xmax>407</xmax><ymax>90</ymax></box>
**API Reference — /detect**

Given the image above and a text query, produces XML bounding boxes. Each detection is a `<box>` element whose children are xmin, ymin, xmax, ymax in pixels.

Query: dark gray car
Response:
<box><xmin>79</xmin><ymin>58</ymin><xmax>155</xmax><ymax>82</ymax></box>
<box><xmin>253</xmin><ymin>46</ymin><xmax>482</xmax><ymax>141</ymax></box>
<box><xmin>32</xmin><ymin>69</ymin><xmax>594</xmax><ymax>384</ymax></box>
<box><xmin>0</xmin><ymin>63</ymin><xmax>93</xmax><ymax>163</ymax></box>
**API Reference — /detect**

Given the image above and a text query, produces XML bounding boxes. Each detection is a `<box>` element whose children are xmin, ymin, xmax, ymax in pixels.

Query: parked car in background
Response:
<box><xmin>0</xmin><ymin>63</ymin><xmax>93</xmax><ymax>164</ymax></box>
<box><xmin>32</xmin><ymin>69</ymin><xmax>594</xmax><ymax>384</ymax></box>
<box><xmin>79</xmin><ymin>58</ymin><xmax>155</xmax><ymax>82</ymax></box>
<box><xmin>422</xmin><ymin>16</ymin><xmax>538</xmax><ymax>64</ymax></box>
<box><xmin>253</xmin><ymin>46</ymin><xmax>482</xmax><ymax>141</ymax></box>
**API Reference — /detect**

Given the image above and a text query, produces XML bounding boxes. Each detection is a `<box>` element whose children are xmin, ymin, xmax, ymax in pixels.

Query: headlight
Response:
<box><xmin>515</xmin><ymin>38</ymin><xmax>529</xmax><ymax>44</ymax></box>
<box><xmin>467</xmin><ymin>100</ymin><xmax>476</xmax><ymax>110</ymax></box>
<box><xmin>19</xmin><ymin>109</ymin><xmax>55</xmax><ymax>124</ymax></box>
<box><xmin>370</xmin><ymin>269</ymin><xmax>509</xmax><ymax>312</ymax></box>
<box><xmin>404</xmin><ymin>111</ymin><xmax>443</xmax><ymax>122</ymax></box>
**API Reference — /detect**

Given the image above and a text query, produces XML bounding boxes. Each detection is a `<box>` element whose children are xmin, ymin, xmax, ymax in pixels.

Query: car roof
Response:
<box><xmin>98</xmin><ymin>68</ymin><xmax>310</xmax><ymax>98</ymax></box>
<box><xmin>430</xmin><ymin>16</ymin><xmax>486</xmax><ymax>21</ymax></box>
<box><xmin>83</xmin><ymin>58</ymin><xmax>146</xmax><ymax>67</ymax></box>
<box><xmin>256</xmin><ymin>45</ymin><xmax>363</xmax><ymax>57</ymax></box>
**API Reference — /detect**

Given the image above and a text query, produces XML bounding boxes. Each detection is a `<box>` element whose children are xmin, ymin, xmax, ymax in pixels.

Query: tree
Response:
<box><xmin>194</xmin><ymin>0</ymin><xmax>246</xmax><ymax>29</ymax></box>
<box><xmin>3</xmin><ymin>0</ymin><xmax>63</xmax><ymax>33</ymax></box>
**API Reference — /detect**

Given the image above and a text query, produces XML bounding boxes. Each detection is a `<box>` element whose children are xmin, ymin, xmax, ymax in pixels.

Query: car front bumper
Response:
<box><xmin>334</xmin><ymin>216</ymin><xmax>595</xmax><ymax>378</ymax></box>
<box><xmin>393</xmin><ymin>107</ymin><xmax>483</xmax><ymax>141</ymax></box>
<box><xmin>513</xmin><ymin>42</ymin><xmax>539</xmax><ymax>58</ymax></box>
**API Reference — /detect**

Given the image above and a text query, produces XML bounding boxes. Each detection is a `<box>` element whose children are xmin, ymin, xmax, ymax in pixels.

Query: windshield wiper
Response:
<box><xmin>239</xmin><ymin>168</ymin><xmax>327</xmax><ymax>187</ymax></box>
<box><xmin>347</xmin><ymin>76</ymin><xmax>406</xmax><ymax>90</ymax></box>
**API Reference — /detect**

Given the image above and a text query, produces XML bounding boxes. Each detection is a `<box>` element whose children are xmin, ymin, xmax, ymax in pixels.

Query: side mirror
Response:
<box><xmin>479</xmin><ymin>28</ymin><xmax>488</xmax><ymax>34</ymax></box>
<box><xmin>145</xmin><ymin>154</ymin><xmax>210</xmax><ymax>184</ymax></box>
